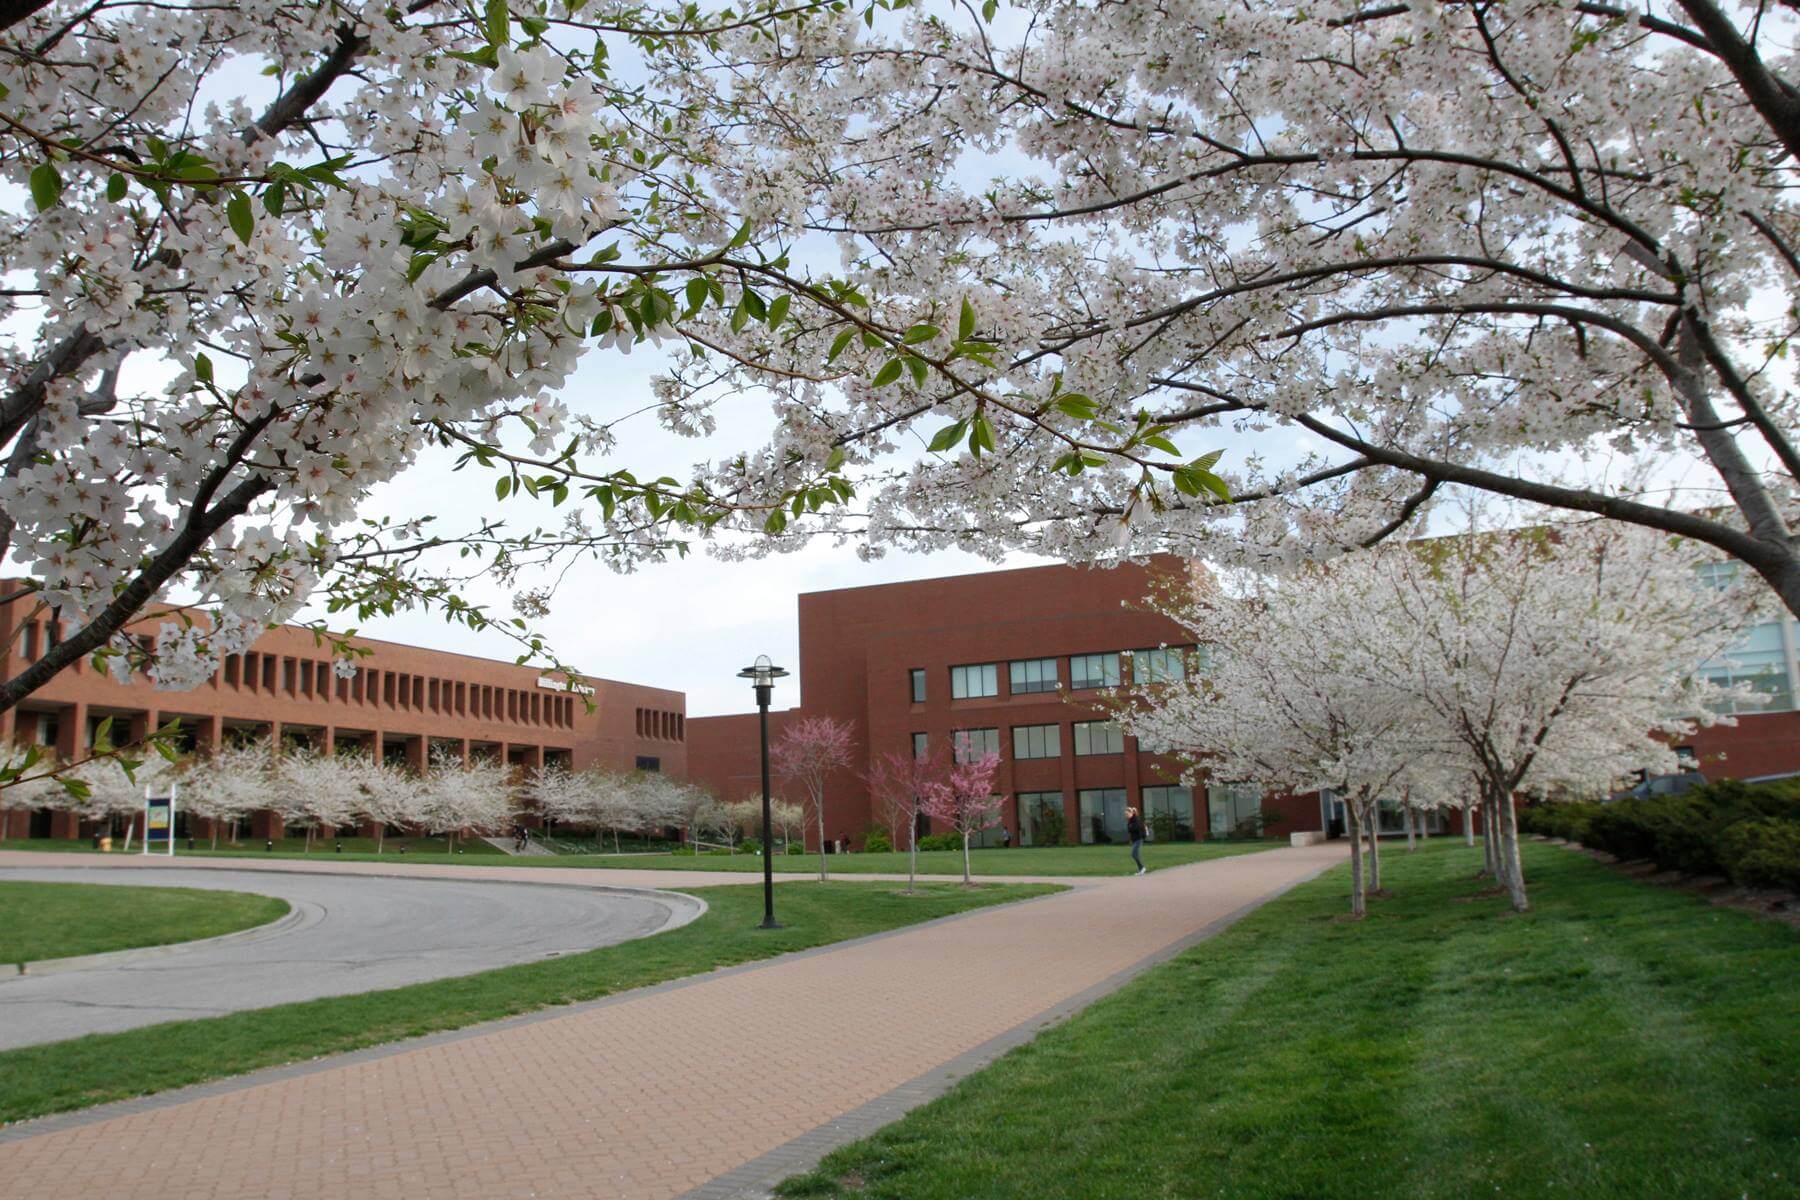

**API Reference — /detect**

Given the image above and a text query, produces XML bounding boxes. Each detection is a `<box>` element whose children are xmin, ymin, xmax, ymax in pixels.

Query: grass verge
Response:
<box><xmin>0</xmin><ymin>882</ymin><xmax>288</xmax><ymax>966</ymax></box>
<box><xmin>0</xmin><ymin>880</ymin><xmax>1056</xmax><ymax>1126</ymax></box>
<box><xmin>777</xmin><ymin>842</ymin><xmax>1799</xmax><ymax>1200</ymax></box>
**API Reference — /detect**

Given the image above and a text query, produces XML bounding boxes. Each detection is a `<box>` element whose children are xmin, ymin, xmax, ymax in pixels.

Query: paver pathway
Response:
<box><xmin>0</xmin><ymin>842</ymin><xmax>1345</xmax><ymax>1199</ymax></box>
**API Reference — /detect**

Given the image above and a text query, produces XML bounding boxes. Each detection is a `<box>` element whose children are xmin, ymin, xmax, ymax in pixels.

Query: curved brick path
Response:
<box><xmin>0</xmin><ymin>842</ymin><xmax>1345</xmax><ymax>1199</ymax></box>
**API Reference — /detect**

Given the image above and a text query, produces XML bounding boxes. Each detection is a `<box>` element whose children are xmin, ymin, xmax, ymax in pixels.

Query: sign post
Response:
<box><xmin>143</xmin><ymin>783</ymin><xmax>177</xmax><ymax>857</ymax></box>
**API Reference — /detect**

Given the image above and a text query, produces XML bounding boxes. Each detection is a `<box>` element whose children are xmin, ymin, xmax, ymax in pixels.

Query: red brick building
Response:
<box><xmin>689</xmin><ymin>558</ymin><xmax>1325</xmax><ymax>849</ymax></box>
<box><xmin>689</xmin><ymin>561</ymin><xmax>1800</xmax><ymax>850</ymax></box>
<box><xmin>0</xmin><ymin>586</ymin><xmax>686</xmax><ymax>840</ymax></box>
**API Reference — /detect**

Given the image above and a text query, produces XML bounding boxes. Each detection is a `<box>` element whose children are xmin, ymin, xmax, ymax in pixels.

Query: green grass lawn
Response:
<box><xmin>2</xmin><ymin>834</ymin><xmax>504</xmax><ymax>858</ymax></box>
<box><xmin>778</xmin><ymin>841</ymin><xmax>1800</xmax><ymax>1200</ymax></box>
<box><xmin>0</xmin><ymin>882</ymin><xmax>288</xmax><ymax>966</ymax></box>
<box><xmin>2</xmin><ymin>837</ymin><xmax>1276</xmax><ymax>875</ymax></box>
<box><xmin>0</xmin><ymin>880</ymin><xmax>1057</xmax><ymax>1126</ymax></box>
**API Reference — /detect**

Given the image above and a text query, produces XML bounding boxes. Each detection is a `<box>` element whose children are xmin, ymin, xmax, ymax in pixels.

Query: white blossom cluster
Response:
<box><xmin>1110</xmin><ymin>512</ymin><xmax>1756</xmax><ymax>913</ymax></box>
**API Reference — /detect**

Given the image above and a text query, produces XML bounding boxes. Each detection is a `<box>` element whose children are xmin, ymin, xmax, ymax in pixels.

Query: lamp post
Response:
<box><xmin>737</xmin><ymin>654</ymin><xmax>790</xmax><ymax>929</ymax></box>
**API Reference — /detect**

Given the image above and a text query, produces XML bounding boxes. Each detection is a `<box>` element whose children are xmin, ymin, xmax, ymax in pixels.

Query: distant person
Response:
<box><xmin>1126</xmin><ymin>806</ymin><xmax>1147</xmax><ymax>876</ymax></box>
<box><xmin>1001</xmin><ymin>827</ymin><xmax>1012</xmax><ymax>849</ymax></box>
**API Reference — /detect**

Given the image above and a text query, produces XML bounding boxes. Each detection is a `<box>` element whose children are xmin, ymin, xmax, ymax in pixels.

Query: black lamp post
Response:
<box><xmin>737</xmin><ymin>654</ymin><xmax>789</xmax><ymax>929</ymax></box>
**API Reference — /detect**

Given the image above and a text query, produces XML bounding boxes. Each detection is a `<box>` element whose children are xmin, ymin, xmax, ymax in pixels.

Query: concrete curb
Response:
<box><xmin>0</xmin><ymin>900</ymin><xmax>314</xmax><ymax>981</ymax></box>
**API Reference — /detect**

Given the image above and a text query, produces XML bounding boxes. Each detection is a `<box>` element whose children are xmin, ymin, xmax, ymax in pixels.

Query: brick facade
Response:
<box><xmin>0</xmin><ymin>584</ymin><xmax>685</xmax><ymax>839</ymax></box>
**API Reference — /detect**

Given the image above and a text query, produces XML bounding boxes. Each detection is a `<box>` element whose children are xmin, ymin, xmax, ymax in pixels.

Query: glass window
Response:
<box><xmin>1009</xmin><ymin>658</ymin><xmax>1059</xmax><ymax>695</ymax></box>
<box><xmin>911</xmin><ymin>731</ymin><xmax>929</xmax><ymax>759</ymax></box>
<box><xmin>909</xmin><ymin>668</ymin><xmax>926</xmax><ymax>703</ymax></box>
<box><xmin>21</xmin><ymin>622</ymin><xmax>36</xmax><ymax>661</ymax></box>
<box><xmin>953</xmin><ymin>727</ymin><xmax>1000</xmax><ymax>762</ymax></box>
<box><xmin>1072</xmin><ymin>720</ymin><xmax>1123</xmax><ymax>756</ymax></box>
<box><xmin>1070</xmin><ymin>652</ymin><xmax>1121</xmax><ymax>690</ymax></box>
<box><xmin>1699</xmin><ymin>619</ymin><xmax>1796</xmax><ymax>713</ymax></box>
<box><xmin>1132</xmin><ymin>647</ymin><xmax>1187</xmax><ymax>685</ymax></box>
<box><xmin>1078</xmin><ymin>788</ymin><xmax>1128</xmax><ymax>844</ymax></box>
<box><xmin>951</xmin><ymin>663</ymin><xmax>999</xmax><ymax>699</ymax></box>
<box><xmin>1012</xmin><ymin>723</ymin><xmax>1060</xmax><ymax>760</ymax></box>
<box><xmin>1141</xmin><ymin>785</ymin><xmax>1196</xmax><ymax>841</ymax></box>
<box><xmin>1017</xmin><ymin>792</ymin><xmax>1066</xmax><ymax>847</ymax></box>
<box><xmin>1207</xmin><ymin>781</ymin><xmax>1263</xmax><ymax>838</ymax></box>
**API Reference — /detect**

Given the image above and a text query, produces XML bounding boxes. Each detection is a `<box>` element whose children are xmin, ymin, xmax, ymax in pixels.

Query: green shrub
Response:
<box><xmin>918</xmin><ymin>833</ymin><xmax>960</xmax><ymax>852</ymax></box>
<box><xmin>1585</xmin><ymin>799</ymin><xmax>1662</xmax><ymax>862</ymax></box>
<box><xmin>863</xmin><ymin>829</ymin><xmax>892</xmax><ymax>854</ymax></box>
<box><xmin>1518</xmin><ymin>801</ymin><xmax>1604</xmax><ymax>843</ymax></box>
<box><xmin>1715</xmin><ymin>819</ymin><xmax>1800</xmax><ymax>891</ymax></box>
<box><xmin>1577</xmin><ymin>779</ymin><xmax>1800</xmax><ymax>880</ymax></box>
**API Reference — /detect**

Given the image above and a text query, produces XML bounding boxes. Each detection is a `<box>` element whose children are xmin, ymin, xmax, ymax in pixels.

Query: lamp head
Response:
<box><xmin>737</xmin><ymin>654</ymin><xmax>790</xmax><ymax>686</ymax></box>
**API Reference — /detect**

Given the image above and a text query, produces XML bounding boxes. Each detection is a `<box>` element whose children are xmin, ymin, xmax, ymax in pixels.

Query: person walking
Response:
<box><xmin>1126</xmin><ymin>806</ymin><xmax>1147</xmax><ymax>876</ymax></box>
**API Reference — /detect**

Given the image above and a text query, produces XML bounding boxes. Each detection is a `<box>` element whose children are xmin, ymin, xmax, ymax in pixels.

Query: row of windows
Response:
<box><xmin>917</xmin><ymin>647</ymin><xmax>1195</xmax><ymax>703</ymax></box>
<box><xmin>914</xmin><ymin>720</ymin><xmax>1129</xmax><ymax>762</ymax></box>
<box><xmin>636</xmin><ymin>708</ymin><xmax>685</xmax><ymax>742</ymax></box>
<box><xmin>1000</xmin><ymin>784</ymin><xmax>1251</xmax><ymax>846</ymax></box>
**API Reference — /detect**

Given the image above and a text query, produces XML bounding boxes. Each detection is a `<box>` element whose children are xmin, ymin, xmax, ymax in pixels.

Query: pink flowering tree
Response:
<box><xmin>921</xmin><ymin>744</ymin><xmax>1003</xmax><ymax>887</ymax></box>
<box><xmin>772</xmin><ymin>716</ymin><xmax>855</xmax><ymax>881</ymax></box>
<box><xmin>865</xmin><ymin>747</ymin><xmax>949</xmax><ymax>895</ymax></box>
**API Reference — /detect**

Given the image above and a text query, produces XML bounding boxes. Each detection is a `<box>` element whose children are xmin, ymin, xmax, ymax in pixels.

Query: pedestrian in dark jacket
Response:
<box><xmin>1126</xmin><ymin>807</ymin><xmax>1147</xmax><ymax>875</ymax></box>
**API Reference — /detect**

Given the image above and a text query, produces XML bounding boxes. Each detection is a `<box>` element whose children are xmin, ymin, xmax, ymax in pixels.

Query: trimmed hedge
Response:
<box><xmin>1519</xmin><ymin>779</ymin><xmax>1800</xmax><ymax>892</ymax></box>
<box><xmin>917</xmin><ymin>833</ymin><xmax>961</xmax><ymax>852</ymax></box>
<box><xmin>862</xmin><ymin>829</ymin><xmax>893</xmax><ymax>854</ymax></box>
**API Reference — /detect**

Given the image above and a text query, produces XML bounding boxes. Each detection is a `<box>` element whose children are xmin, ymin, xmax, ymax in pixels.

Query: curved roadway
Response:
<box><xmin>0</xmin><ymin>867</ymin><xmax>702</xmax><ymax>1050</ymax></box>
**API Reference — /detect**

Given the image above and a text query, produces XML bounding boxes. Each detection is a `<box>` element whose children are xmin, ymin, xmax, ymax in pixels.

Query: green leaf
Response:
<box><xmin>684</xmin><ymin>277</ymin><xmax>709</xmax><ymax>315</ymax></box>
<box><xmin>906</xmin><ymin>356</ymin><xmax>927</xmax><ymax>386</ymax></box>
<box><xmin>927</xmin><ymin>420</ymin><xmax>967</xmax><ymax>452</ymax></box>
<box><xmin>194</xmin><ymin>353</ymin><xmax>213</xmax><ymax>384</ymax></box>
<box><xmin>959</xmin><ymin>298</ymin><xmax>976</xmax><ymax>341</ymax></box>
<box><xmin>227</xmin><ymin>191</ymin><xmax>254</xmax><ymax>244</ymax></box>
<box><xmin>763</xmin><ymin>509</ymin><xmax>787</xmax><ymax>534</ymax></box>
<box><xmin>767</xmin><ymin>293</ymin><xmax>791</xmax><ymax>328</ymax></box>
<box><xmin>872</xmin><ymin>359</ymin><xmax>903</xmax><ymax>388</ymax></box>
<box><xmin>903</xmin><ymin>323</ymin><xmax>940</xmax><ymax>345</ymax></box>
<box><xmin>1053</xmin><ymin>394</ymin><xmax>1098</xmax><ymax>420</ymax></box>
<box><xmin>970</xmin><ymin>412</ymin><xmax>996</xmax><ymax>457</ymax></box>
<box><xmin>485</xmin><ymin>0</ymin><xmax>510</xmax><ymax>46</ymax></box>
<box><xmin>495</xmin><ymin>476</ymin><xmax>511</xmax><ymax>501</ymax></box>
<box><xmin>1142</xmin><ymin>435</ymin><xmax>1179</xmax><ymax>455</ymax></box>
<box><xmin>106</xmin><ymin>173</ymin><xmax>128</xmax><ymax>203</ymax></box>
<box><xmin>1190</xmin><ymin>448</ymin><xmax>1225</xmax><ymax>472</ymax></box>
<box><xmin>28</xmin><ymin>162</ymin><xmax>61</xmax><ymax>212</ymax></box>
<box><xmin>827</xmin><ymin>330</ymin><xmax>855</xmax><ymax>363</ymax></box>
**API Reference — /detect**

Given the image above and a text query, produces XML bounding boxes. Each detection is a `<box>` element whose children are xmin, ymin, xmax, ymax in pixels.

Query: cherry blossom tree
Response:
<box><xmin>342</xmin><ymin>754</ymin><xmax>418</xmax><ymax>854</ymax></box>
<box><xmin>0</xmin><ymin>0</ymin><xmax>1044</xmax><ymax>725</ymax></box>
<box><xmin>417</xmin><ymin>749</ymin><xmax>512</xmax><ymax>852</ymax></box>
<box><xmin>1111</xmin><ymin>566</ymin><xmax>1424</xmax><ymax>918</ymax></box>
<box><xmin>1363</xmin><ymin>515</ymin><xmax>1749</xmax><ymax>911</ymax></box>
<box><xmin>274</xmin><ymin>748</ymin><xmax>360</xmax><ymax>852</ymax></box>
<box><xmin>182</xmin><ymin>741</ymin><xmax>275</xmax><ymax>848</ymax></box>
<box><xmin>681</xmin><ymin>2</ymin><xmax>1800</xmax><ymax>614</ymax></box>
<box><xmin>771</xmin><ymin>716</ymin><xmax>855</xmax><ymax>881</ymax></box>
<box><xmin>921</xmin><ymin>744</ymin><xmax>1003</xmax><ymax>887</ymax></box>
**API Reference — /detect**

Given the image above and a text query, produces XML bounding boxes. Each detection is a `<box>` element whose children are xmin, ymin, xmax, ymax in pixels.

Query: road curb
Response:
<box><xmin>1</xmin><ymin>901</ymin><xmax>311</xmax><ymax>981</ymax></box>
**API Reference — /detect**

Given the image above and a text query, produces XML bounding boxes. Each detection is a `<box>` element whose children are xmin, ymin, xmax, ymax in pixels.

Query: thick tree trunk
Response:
<box><xmin>1499</xmin><ymin>792</ymin><xmax>1530</xmax><ymax>913</ymax></box>
<box><xmin>1345</xmin><ymin>802</ymin><xmax>1366</xmax><ymax>918</ymax></box>
<box><xmin>1481</xmin><ymin>798</ymin><xmax>1500</xmax><ymax>877</ymax></box>
<box><xmin>1463</xmin><ymin>800</ymin><xmax>1475</xmax><ymax>847</ymax></box>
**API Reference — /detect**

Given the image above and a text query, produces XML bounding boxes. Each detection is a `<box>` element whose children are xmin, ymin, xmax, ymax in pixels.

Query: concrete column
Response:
<box><xmin>321</xmin><ymin>726</ymin><xmax>336</xmax><ymax>757</ymax></box>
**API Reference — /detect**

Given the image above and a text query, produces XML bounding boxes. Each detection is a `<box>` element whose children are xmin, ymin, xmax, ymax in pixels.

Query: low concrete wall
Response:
<box><xmin>1289</xmin><ymin>831</ymin><xmax>1329</xmax><ymax>847</ymax></box>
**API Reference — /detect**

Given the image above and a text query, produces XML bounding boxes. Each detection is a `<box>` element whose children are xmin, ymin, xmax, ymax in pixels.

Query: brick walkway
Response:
<box><xmin>0</xmin><ymin>842</ymin><xmax>1344</xmax><ymax>1199</ymax></box>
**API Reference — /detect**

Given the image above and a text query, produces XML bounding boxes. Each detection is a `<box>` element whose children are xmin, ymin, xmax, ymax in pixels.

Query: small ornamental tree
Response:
<box><xmin>345</xmin><ymin>756</ymin><xmax>419</xmax><ymax>854</ymax></box>
<box><xmin>921</xmin><ymin>745</ymin><xmax>1003</xmax><ymax>887</ymax></box>
<box><xmin>275</xmin><ymin>748</ymin><xmax>358</xmax><ymax>852</ymax></box>
<box><xmin>866</xmin><ymin>748</ymin><xmax>948</xmax><ymax>894</ymax></box>
<box><xmin>771</xmin><ymin>716</ymin><xmax>856</xmax><ymax>882</ymax></box>
<box><xmin>417</xmin><ymin>749</ymin><xmax>512</xmax><ymax>853</ymax></box>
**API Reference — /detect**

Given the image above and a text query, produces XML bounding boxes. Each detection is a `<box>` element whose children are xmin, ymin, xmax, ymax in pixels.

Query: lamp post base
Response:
<box><xmin>758</xmin><ymin>918</ymin><xmax>785</xmax><ymax>930</ymax></box>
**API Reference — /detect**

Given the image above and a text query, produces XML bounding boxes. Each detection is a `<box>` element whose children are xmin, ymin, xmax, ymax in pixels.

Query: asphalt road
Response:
<box><xmin>0</xmin><ymin>867</ymin><xmax>703</xmax><ymax>1050</ymax></box>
